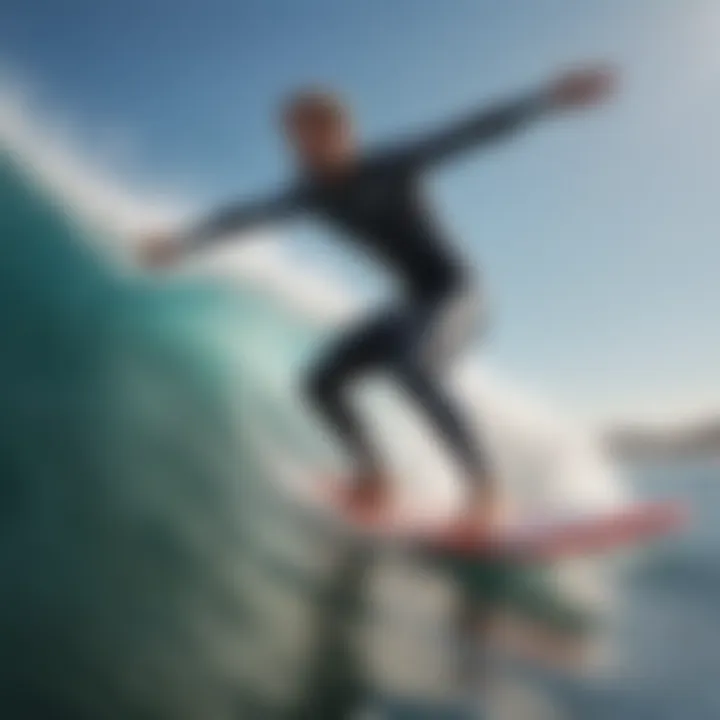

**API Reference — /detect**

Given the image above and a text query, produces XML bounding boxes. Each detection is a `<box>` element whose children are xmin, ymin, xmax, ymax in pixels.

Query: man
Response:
<box><xmin>141</xmin><ymin>66</ymin><xmax>614</xmax><ymax>527</ymax></box>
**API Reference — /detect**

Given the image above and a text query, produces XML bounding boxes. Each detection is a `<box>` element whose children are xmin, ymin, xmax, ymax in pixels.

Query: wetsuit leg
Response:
<box><xmin>304</xmin><ymin>310</ymin><xmax>399</xmax><ymax>476</ymax></box>
<box><xmin>391</xmin><ymin>289</ymin><xmax>490</xmax><ymax>485</ymax></box>
<box><xmin>393</xmin><ymin>357</ymin><xmax>488</xmax><ymax>482</ymax></box>
<box><xmin>305</xmin><ymin>289</ymin><xmax>489</xmax><ymax>484</ymax></box>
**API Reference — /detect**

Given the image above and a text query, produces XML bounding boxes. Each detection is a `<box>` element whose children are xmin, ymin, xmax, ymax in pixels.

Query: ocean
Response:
<box><xmin>0</xmin><ymin>98</ymin><xmax>715</xmax><ymax>719</ymax></box>
<box><xmin>373</xmin><ymin>458</ymin><xmax>720</xmax><ymax>719</ymax></box>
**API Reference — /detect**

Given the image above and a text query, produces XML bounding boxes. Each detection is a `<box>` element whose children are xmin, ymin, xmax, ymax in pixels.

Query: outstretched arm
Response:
<box><xmin>139</xmin><ymin>189</ymin><xmax>302</xmax><ymax>268</ymax></box>
<box><xmin>396</xmin><ymin>67</ymin><xmax>615</xmax><ymax>170</ymax></box>
<box><xmin>184</xmin><ymin>190</ymin><xmax>300</xmax><ymax>247</ymax></box>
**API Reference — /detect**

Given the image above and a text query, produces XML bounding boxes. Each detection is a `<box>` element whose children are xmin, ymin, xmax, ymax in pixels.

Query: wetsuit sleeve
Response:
<box><xmin>180</xmin><ymin>187</ymin><xmax>304</xmax><ymax>250</ymax></box>
<box><xmin>395</xmin><ymin>91</ymin><xmax>553</xmax><ymax>170</ymax></box>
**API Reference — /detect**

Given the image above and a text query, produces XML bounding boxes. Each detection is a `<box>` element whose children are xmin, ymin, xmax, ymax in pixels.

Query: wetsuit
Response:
<box><xmin>183</xmin><ymin>90</ymin><xmax>552</xmax><ymax>486</ymax></box>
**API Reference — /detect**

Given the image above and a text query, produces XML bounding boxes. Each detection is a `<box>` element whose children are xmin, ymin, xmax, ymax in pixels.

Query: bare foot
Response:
<box><xmin>459</xmin><ymin>482</ymin><xmax>508</xmax><ymax>534</ymax></box>
<box><xmin>340</xmin><ymin>475</ymin><xmax>392</xmax><ymax>519</ymax></box>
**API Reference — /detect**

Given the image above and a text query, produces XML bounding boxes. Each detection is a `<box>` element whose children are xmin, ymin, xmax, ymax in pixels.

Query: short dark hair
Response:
<box><xmin>281</xmin><ymin>87</ymin><xmax>349</xmax><ymax>126</ymax></box>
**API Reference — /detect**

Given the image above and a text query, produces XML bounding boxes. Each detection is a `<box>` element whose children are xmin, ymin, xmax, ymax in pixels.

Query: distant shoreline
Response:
<box><xmin>604</xmin><ymin>416</ymin><xmax>720</xmax><ymax>462</ymax></box>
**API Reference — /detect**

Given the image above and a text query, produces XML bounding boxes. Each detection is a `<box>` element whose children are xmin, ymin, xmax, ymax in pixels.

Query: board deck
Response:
<box><xmin>294</xmin><ymin>478</ymin><xmax>688</xmax><ymax>562</ymax></box>
<box><xmin>418</xmin><ymin>500</ymin><xmax>688</xmax><ymax>561</ymax></box>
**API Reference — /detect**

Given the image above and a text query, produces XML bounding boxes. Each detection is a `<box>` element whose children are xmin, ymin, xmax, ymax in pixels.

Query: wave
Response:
<box><xmin>0</xmin><ymin>88</ymin><xmax>626</xmax><ymax>718</ymax></box>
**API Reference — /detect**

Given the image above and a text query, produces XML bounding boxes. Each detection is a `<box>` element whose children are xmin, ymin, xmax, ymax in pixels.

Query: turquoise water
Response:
<box><xmin>0</xmin><ymin>152</ymin><xmax>371</xmax><ymax>719</ymax></box>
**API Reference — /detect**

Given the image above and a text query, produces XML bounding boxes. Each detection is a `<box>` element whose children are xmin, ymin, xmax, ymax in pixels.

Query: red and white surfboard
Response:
<box><xmin>294</xmin><ymin>477</ymin><xmax>688</xmax><ymax>562</ymax></box>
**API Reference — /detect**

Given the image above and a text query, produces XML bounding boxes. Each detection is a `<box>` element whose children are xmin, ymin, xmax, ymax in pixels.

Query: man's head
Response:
<box><xmin>281</xmin><ymin>88</ymin><xmax>356</xmax><ymax>174</ymax></box>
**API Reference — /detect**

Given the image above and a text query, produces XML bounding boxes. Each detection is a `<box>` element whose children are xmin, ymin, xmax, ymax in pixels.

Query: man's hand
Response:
<box><xmin>137</xmin><ymin>231</ymin><xmax>183</xmax><ymax>269</ymax></box>
<box><xmin>547</xmin><ymin>66</ymin><xmax>616</xmax><ymax>110</ymax></box>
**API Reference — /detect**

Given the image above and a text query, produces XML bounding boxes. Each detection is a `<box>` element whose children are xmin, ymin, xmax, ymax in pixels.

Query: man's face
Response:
<box><xmin>284</xmin><ymin>105</ymin><xmax>355</xmax><ymax>173</ymax></box>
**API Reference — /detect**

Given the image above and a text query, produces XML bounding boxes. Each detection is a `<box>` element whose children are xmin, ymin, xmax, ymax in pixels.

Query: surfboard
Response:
<box><xmin>294</xmin><ymin>478</ymin><xmax>688</xmax><ymax>562</ymax></box>
<box><xmin>278</xmin><ymin>474</ymin><xmax>688</xmax><ymax>638</ymax></box>
<box><xmin>418</xmin><ymin>500</ymin><xmax>688</xmax><ymax>562</ymax></box>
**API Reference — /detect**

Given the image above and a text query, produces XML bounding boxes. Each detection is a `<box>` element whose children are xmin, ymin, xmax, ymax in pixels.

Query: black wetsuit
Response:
<box><xmin>185</xmin><ymin>91</ymin><xmax>552</xmax><ymax>485</ymax></box>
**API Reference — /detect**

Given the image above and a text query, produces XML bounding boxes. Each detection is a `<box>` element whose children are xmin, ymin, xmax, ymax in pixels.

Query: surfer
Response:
<box><xmin>141</xmin><ymin>66</ymin><xmax>614</xmax><ymax>527</ymax></box>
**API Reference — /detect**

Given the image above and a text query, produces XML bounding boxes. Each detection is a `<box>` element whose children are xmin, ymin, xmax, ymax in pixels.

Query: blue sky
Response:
<box><xmin>2</xmin><ymin>0</ymin><xmax>720</xmax><ymax>422</ymax></box>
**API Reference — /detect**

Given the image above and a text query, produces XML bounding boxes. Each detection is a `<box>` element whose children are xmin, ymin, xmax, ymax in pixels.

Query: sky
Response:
<box><xmin>1</xmin><ymin>0</ymin><xmax>720</xmax><ymax>424</ymax></box>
